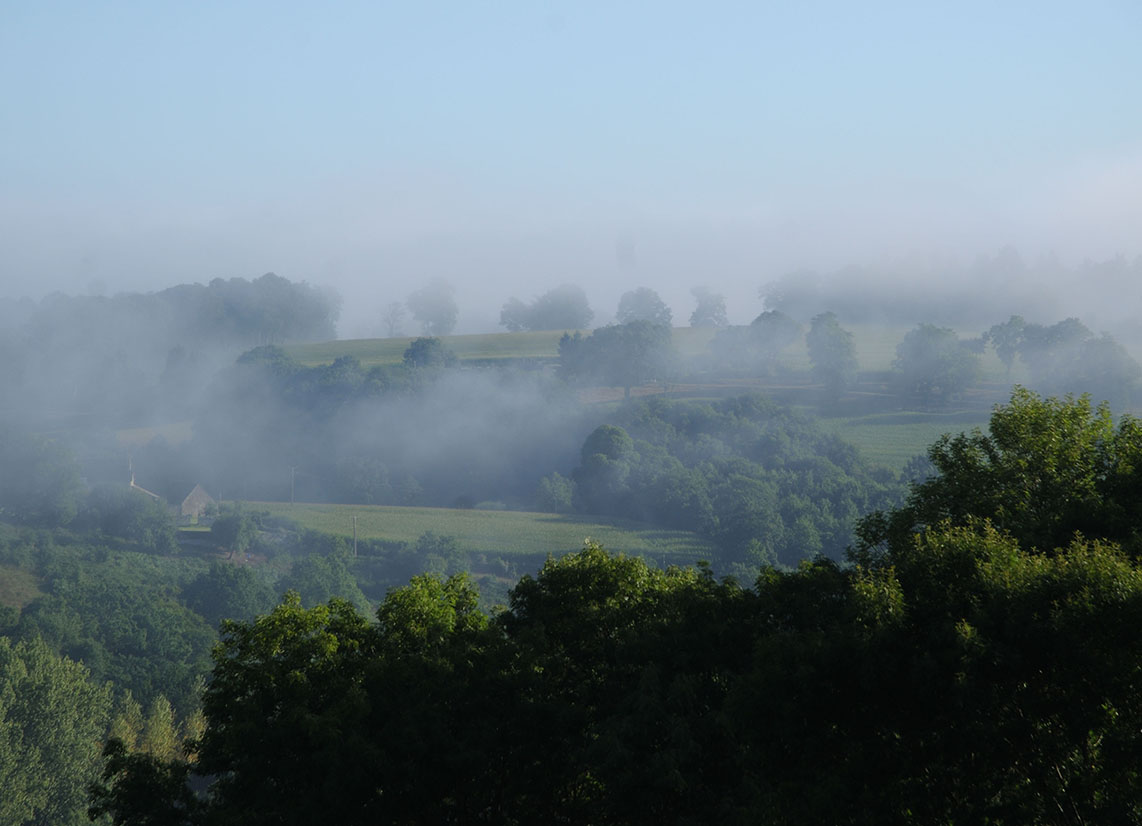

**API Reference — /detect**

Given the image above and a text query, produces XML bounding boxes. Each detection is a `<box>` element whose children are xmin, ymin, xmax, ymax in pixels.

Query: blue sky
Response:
<box><xmin>3</xmin><ymin>1</ymin><xmax>1141</xmax><ymax>333</ymax></box>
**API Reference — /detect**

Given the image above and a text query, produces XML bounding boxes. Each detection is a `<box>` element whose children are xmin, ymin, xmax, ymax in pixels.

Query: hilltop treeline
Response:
<box><xmin>91</xmin><ymin>390</ymin><xmax>1142</xmax><ymax>825</ymax></box>
<box><xmin>0</xmin><ymin>273</ymin><xmax>338</xmax><ymax>427</ymax></box>
<box><xmin>762</xmin><ymin>250</ymin><xmax>1142</xmax><ymax>331</ymax></box>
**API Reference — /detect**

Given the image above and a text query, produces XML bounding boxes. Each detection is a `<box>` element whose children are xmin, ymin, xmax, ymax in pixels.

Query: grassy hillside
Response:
<box><xmin>285</xmin><ymin>323</ymin><xmax>1012</xmax><ymax>377</ymax></box>
<box><xmin>817</xmin><ymin>410</ymin><xmax>991</xmax><ymax>469</ymax></box>
<box><xmin>287</xmin><ymin>327</ymin><xmax>724</xmax><ymax>368</ymax></box>
<box><xmin>251</xmin><ymin>502</ymin><xmax>717</xmax><ymax>562</ymax></box>
<box><xmin>285</xmin><ymin>330</ymin><xmax>572</xmax><ymax>367</ymax></box>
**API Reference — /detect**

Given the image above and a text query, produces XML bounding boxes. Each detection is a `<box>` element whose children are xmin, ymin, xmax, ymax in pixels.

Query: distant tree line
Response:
<box><xmin>759</xmin><ymin>250</ymin><xmax>1142</xmax><ymax>329</ymax></box>
<box><xmin>0</xmin><ymin>273</ymin><xmax>339</xmax><ymax>428</ymax></box>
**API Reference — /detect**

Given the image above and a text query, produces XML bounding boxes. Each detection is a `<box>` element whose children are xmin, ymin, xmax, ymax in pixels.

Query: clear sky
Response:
<box><xmin>3</xmin><ymin>0</ymin><xmax>1141</xmax><ymax>334</ymax></box>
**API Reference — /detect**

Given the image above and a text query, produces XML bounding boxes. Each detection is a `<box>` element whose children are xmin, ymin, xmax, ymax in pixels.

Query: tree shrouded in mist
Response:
<box><xmin>689</xmin><ymin>287</ymin><xmax>727</xmax><ymax>328</ymax></box>
<box><xmin>402</xmin><ymin>337</ymin><xmax>458</xmax><ymax>369</ymax></box>
<box><xmin>616</xmin><ymin>287</ymin><xmax>672</xmax><ymax>327</ymax></box>
<box><xmin>892</xmin><ymin>323</ymin><xmax>980</xmax><ymax>407</ymax></box>
<box><xmin>559</xmin><ymin>320</ymin><xmax>675</xmax><ymax>398</ymax></box>
<box><xmin>500</xmin><ymin>284</ymin><xmax>593</xmax><ymax>331</ymax></box>
<box><xmin>381</xmin><ymin>302</ymin><xmax>406</xmax><ymax>338</ymax></box>
<box><xmin>406</xmin><ymin>279</ymin><xmax>458</xmax><ymax>336</ymax></box>
<box><xmin>806</xmin><ymin>312</ymin><xmax>857</xmax><ymax>403</ymax></box>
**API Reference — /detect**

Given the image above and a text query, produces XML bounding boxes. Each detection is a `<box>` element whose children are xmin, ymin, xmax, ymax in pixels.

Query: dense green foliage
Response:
<box><xmin>5</xmin><ymin>535</ymin><xmax>215</xmax><ymax>717</ymax></box>
<box><xmin>401</xmin><ymin>336</ymin><xmax>458</xmax><ymax>369</ymax></box>
<box><xmin>856</xmin><ymin>387</ymin><xmax>1142</xmax><ymax>558</ymax></box>
<box><xmin>559</xmin><ymin>320</ymin><xmax>676</xmax><ymax>397</ymax></box>
<box><xmin>90</xmin><ymin>525</ymin><xmax>1142</xmax><ymax>825</ymax></box>
<box><xmin>83</xmin><ymin>389</ymin><xmax>1142</xmax><ymax>825</ymax></box>
<box><xmin>0</xmin><ymin>636</ymin><xmax>111</xmax><ymax>826</ymax></box>
<box><xmin>570</xmin><ymin>395</ymin><xmax>899</xmax><ymax>566</ymax></box>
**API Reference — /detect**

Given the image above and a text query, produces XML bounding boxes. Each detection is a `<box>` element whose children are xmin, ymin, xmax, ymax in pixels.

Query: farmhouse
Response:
<box><xmin>181</xmin><ymin>484</ymin><xmax>216</xmax><ymax>522</ymax></box>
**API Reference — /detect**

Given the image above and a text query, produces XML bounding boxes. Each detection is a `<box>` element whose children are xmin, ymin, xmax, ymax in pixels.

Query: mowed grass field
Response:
<box><xmin>817</xmin><ymin>410</ymin><xmax>992</xmax><ymax>470</ymax></box>
<box><xmin>251</xmin><ymin>502</ymin><xmax>717</xmax><ymax>562</ymax></box>
<box><xmin>285</xmin><ymin>330</ymin><xmax>575</xmax><ymax>367</ymax></box>
<box><xmin>284</xmin><ymin>323</ymin><xmax>1014</xmax><ymax>378</ymax></box>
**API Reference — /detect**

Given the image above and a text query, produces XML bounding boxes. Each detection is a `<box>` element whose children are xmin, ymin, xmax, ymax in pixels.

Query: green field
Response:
<box><xmin>251</xmin><ymin>502</ymin><xmax>717</xmax><ymax>561</ymax></box>
<box><xmin>284</xmin><ymin>322</ymin><xmax>1017</xmax><ymax>378</ymax></box>
<box><xmin>286</xmin><ymin>327</ymin><xmax>724</xmax><ymax>368</ymax></box>
<box><xmin>819</xmin><ymin>410</ymin><xmax>991</xmax><ymax>470</ymax></box>
<box><xmin>285</xmin><ymin>330</ymin><xmax>573</xmax><ymax>367</ymax></box>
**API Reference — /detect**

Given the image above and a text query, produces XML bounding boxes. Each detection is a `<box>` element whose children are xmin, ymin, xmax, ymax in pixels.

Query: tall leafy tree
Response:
<box><xmin>616</xmin><ymin>287</ymin><xmax>673</xmax><ymax>326</ymax></box>
<box><xmin>405</xmin><ymin>279</ymin><xmax>458</xmax><ymax>336</ymax></box>
<box><xmin>985</xmin><ymin>314</ymin><xmax>1025</xmax><ymax>376</ymax></box>
<box><xmin>856</xmin><ymin>386</ymin><xmax>1142</xmax><ymax>559</ymax></box>
<box><xmin>559</xmin><ymin>320</ymin><xmax>675</xmax><ymax>398</ymax></box>
<box><xmin>892</xmin><ymin>323</ymin><xmax>980</xmax><ymax>407</ymax></box>
<box><xmin>0</xmin><ymin>637</ymin><xmax>111</xmax><ymax>826</ymax></box>
<box><xmin>806</xmin><ymin>311</ymin><xmax>858</xmax><ymax>404</ymax></box>
<box><xmin>688</xmin><ymin>286</ymin><xmax>727</xmax><ymax>328</ymax></box>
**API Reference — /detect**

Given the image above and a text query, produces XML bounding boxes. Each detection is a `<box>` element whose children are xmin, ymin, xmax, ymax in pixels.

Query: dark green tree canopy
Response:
<box><xmin>401</xmin><ymin>336</ymin><xmax>457</xmax><ymax>369</ymax></box>
<box><xmin>856</xmin><ymin>387</ymin><xmax>1142</xmax><ymax>559</ymax></box>
<box><xmin>89</xmin><ymin>531</ymin><xmax>1142</xmax><ymax>825</ymax></box>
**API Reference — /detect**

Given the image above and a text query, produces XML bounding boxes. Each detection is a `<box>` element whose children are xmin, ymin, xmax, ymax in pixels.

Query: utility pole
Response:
<box><xmin>290</xmin><ymin>466</ymin><xmax>298</xmax><ymax>505</ymax></box>
<box><xmin>353</xmin><ymin>514</ymin><xmax>358</xmax><ymax>557</ymax></box>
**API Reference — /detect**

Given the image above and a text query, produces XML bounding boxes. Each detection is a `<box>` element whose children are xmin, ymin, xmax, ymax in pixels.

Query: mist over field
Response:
<box><xmin>5</xmin><ymin>4</ymin><xmax>1142</xmax><ymax>824</ymax></box>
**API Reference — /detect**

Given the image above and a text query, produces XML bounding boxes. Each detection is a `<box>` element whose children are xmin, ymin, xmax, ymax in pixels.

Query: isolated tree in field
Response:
<box><xmin>689</xmin><ymin>286</ymin><xmax>728</xmax><ymax>328</ymax></box>
<box><xmin>892</xmin><ymin>323</ymin><xmax>980</xmax><ymax>406</ymax></box>
<box><xmin>750</xmin><ymin>310</ymin><xmax>802</xmax><ymax>361</ymax></box>
<box><xmin>499</xmin><ymin>297</ymin><xmax>530</xmax><ymax>332</ymax></box>
<box><xmin>212</xmin><ymin>509</ymin><xmax>255</xmax><ymax>559</ymax></box>
<box><xmin>402</xmin><ymin>337</ymin><xmax>457</xmax><ymax>369</ymax></box>
<box><xmin>500</xmin><ymin>284</ymin><xmax>593</xmax><ymax>331</ymax></box>
<box><xmin>381</xmin><ymin>301</ymin><xmax>406</xmax><ymax>338</ymax></box>
<box><xmin>985</xmin><ymin>314</ymin><xmax>1025</xmax><ymax>376</ymax></box>
<box><xmin>406</xmin><ymin>279</ymin><xmax>458</xmax><ymax>336</ymax></box>
<box><xmin>806</xmin><ymin>311</ymin><xmax>857</xmax><ymax>403</ymax></box>
<box><xmin>561</xmin><ymin>321</ymin><xmax>675</xmax><ymax>398</ymax></box>
<box><xmin>616</xmin><ymin>287</ymin><xmax>673</xmax><ymax>327</ymax></box>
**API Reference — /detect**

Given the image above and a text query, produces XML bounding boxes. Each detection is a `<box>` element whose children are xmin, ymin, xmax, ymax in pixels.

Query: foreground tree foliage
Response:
<box><xmin>91</xmin><ymin>391</ymin><xmax>1142</xmax><ymax>825</ymax></box>
<box><xmin>0</xmin><ymin>637</ymin><xmax>111</xmax><ymax>826</ymax></box>
<box><xmin>856</xmin><ymin>386</ymin><xmax>1142</xmax><ymax>558</ymax></box>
